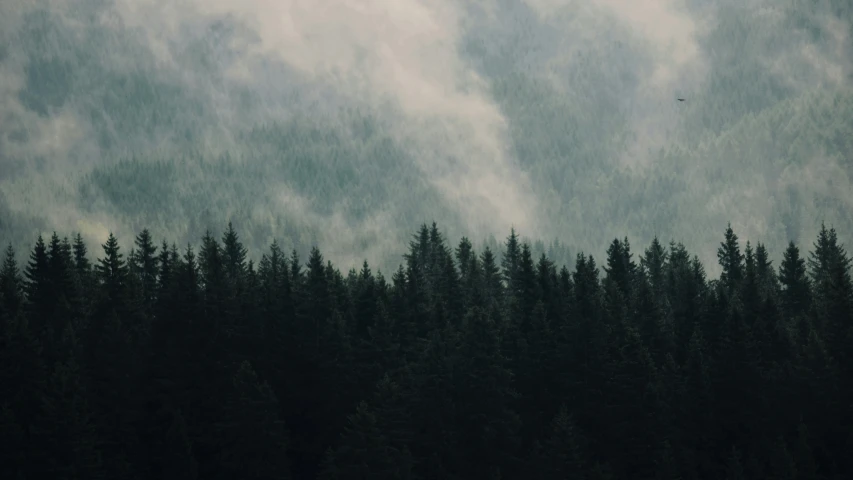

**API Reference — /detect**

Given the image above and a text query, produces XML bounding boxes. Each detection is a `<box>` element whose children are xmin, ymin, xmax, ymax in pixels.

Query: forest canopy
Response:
<box><xmin>1</xmin><ymin>221</ymin><xmax>851</xmax><ymax>479</ymax></box>
<box><xmin>2</xmin><ymin>0</ymin><xmax>853</xmax><ymax>478</ymax></box>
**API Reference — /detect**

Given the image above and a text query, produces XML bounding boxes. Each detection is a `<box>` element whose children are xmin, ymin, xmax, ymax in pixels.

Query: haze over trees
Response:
<box><xmin>0</xmin><ymin>0</ymin><xmax>851</xmax><ymax>272</ymax></box>
<box><xmin>1</xmin><ymin>1</ymin><xmax>852</xmax><ymax>477</ymax></box>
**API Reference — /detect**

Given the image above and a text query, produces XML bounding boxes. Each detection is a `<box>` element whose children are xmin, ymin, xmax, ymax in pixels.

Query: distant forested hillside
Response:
<box><xmin>1</xmin><ymin>221</ymin><xmax>852</xmax><ymax>479</ymax></box>
<box><xmin>0</xmin><ymin>0</ymin><xmax>852</xmax><ymax>273</ymax></box>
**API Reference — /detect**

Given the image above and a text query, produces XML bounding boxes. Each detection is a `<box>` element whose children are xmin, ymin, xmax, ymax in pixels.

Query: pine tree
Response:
<box><xmin>779</xmin><ymin>242</ymin><xmax>812</xmax><ymax>339</ymax></box>
<box><xmin>199</xmin><ymin>230</ymin><xmax>228</xmax><ymax>324</ymax></box>
<box><xmin>290</xmin><ymin>249</ymin><xmax>303</xmax><ymax>290</ymax></box>
<box><xmin>0</xmin><ymin>244</ymin><xmax>23</xmax><ymax>319</ymax></box>
<box><xmin>718</xmin><ymin>224</ymin><xmax>745</xmax><ymax>294</ymax></box>
<box><xmin>217</xmin><ymin>360</ymin><xmax>292</xmax><ymax>480</ymax></box>
<box><xmin>456</xmin><ymin>237</ymin><xmax>474</xmax><ymax>286</ymax></box>
<box><xmin>0</xmin><ymin>308</ymin><xmax>47</xmax><ymax>475</ymax></box>
<box><xmin>531</xmin><ymin>405</ymin><xmax>589</xmax><ymax>480</ymax></box>
<box><xmin>29</xmin><ymin>356</ymin><xmax>106</xmax><ymax>480</ymax></box>
<box><xmin>604</xmin><ymin>237</ymin><xmax>637</xmax><ymax>299</ymax></box>
<box><xmin>406</xmin><ymin>329</ymin><xmax>460</xmax><ymax>478</ymax></box>
<box><xmin>502</xmin><ymin>228</ymin><xmax>522</xmax><ymax>292</ymax></box>
<box><xmin>176</xmin><ymin>244</ymin><xmax>201</xmax><ymax>320</ymax></box>
<box><xmin>157</xmin><ymin>240</ymin><xmax>174</xmax><ymax>293</ymax></box>
<box><xmin>72</xmin><ymin>233</ymin><xmax>92</xmax><ymax>286</ymax></box>
<box><xmin>682</xmin><ymin>328</ymin><xmax>713</xmax><ymax>475</ymax></box>
<box><xmin>221</xmin><ymin>222</ymin><xmax>248</xmax><ymax>284</ymax></box>
<box><xmin>320</xmin><ymin>401</ymin><xmax>413</xmax><ymax>480</ymax></box>
<box><xmin>741</xmin><ymin>241</ymin><xmax>760</xmax><ymax>318</ymax></box>
<box><xmin>354</xmin><ymin>260</ymin><xmax>377</xmax><ymax>336</ymax></box>
<box><xmin>808</xmin><ymin>223</ymin><xmax>836</xmax><ymax>286</ymax></box>
<box><xmin>755</xmin><ymin>242</ymin><xmax>780</xmax><ymax>299</ymax></box>
<box><xmin>24</xmin><ymin>234</ymin><xmax>52</xmax><ymax>332</ymax></box>
<box><xmin>604</xmin><ymin>321</ymin><xmax>660</xmax><ymax>478</ymax></box>
<box><xmin>807</xmin><ymin>226</ymin><xmax>852</xmax><ymax>359</ymax></box>
<box><xmin>573</xmin><ymin>253</ymin><xmax>601</xmax><ymax>321</ymax></box>
<box><xmin>480</xmin><ymin>247</ymin><xmax>504</xmax><ymax>315</ymax></box>
<box><xmin>154</xmin><ymin>241</ymin><xmax>177</xmax><ymax>320</ymax></box>
<box><xmin>642</xmin><ymin>236</ymin><xmax>669</xmax><ymax>305</ymax></box>
<box><xmin>96</xmin><ymin>232</ymin><xmax>128</xmax><ymax>304</ymax></box>
<box><xmin>47</xmin><ymin>233</ymin><xmax>74</xmax><ymax>300</ymax></box>
<box><xmin>306</xmin><ymin>246</ymin><xmax>332</xmax><ymax>349</ymax></box>
<box><xmin>506</xmin><ymin>243</ymin><xmax>538</xmax><ymax>340</ymax></box>
<box><xmin>806</xmin><ymin>226</ymin><xmax>853</xmax><ymax>472</ymax></box>
<box><xmin>132</xmin><ymin>229</ymin><xmax>159</xmax><ymax>313</ymax></box>
<box><xmin>457</xmin><ymin>306</ymin><xmax>521</xmax><ymax>478</ymax></box>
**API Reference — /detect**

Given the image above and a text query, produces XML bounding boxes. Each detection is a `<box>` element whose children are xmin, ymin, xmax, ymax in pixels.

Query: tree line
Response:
<box><xmin>1</xmin><ymin>221</ymin><xmax>851</xmax><ymax>479</ymax></box>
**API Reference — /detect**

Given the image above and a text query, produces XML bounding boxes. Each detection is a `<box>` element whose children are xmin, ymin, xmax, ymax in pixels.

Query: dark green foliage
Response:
<box><xmin>2</xmin><ymin>222</ymin><xmax>852</xmax><ymax>480</ymax></box>
<box><xmin>780</xmin><ymin>241</ymin><xmax>811</xmax><ymax>324</ymax></box>
<box><xmin>131</xmin><ymin>229</ymin><xmax>159</xmax><ymax>314</ymax></box>
<box><xmin>320</xmin><ymin>401</ymin><xmax>413</xmax><ymax>480</ymax></box>
<box><xmin>29</xmin><ymin>356</ymin><xmax>105</xmax><ymax>479</ymax></box>
<box><xmin>531</xmin><ymin>405</ymin><xmax>594</xmax><ymax>479</ymax></box>
<box><xmin>218</xmin><ymin>361</ymin><xmax>292</xmax><ymax>480</ymax></box>
<box><xmin>718</xmin><ymin>224</ymin><xmax>745</xmax><ymax>294</ymax></box>
<box><xmin>4</xmin><ymin>3</ymin><xmax>853</xmax><ymax>479</ymax></box>
<box><xmin>0</xmin><ymin>245</ymin><xmax>24</xmax><ymax>320</ymax></box>
<box><xmin>96</xmin><ymin>232</ymin><xmax>128</xmax><ymax>305</ymax></box>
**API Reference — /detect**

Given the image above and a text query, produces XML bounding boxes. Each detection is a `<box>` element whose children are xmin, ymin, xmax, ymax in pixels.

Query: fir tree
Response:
<box><xmin>0</xmin><ymin>244</ymin><xmax>23</xmax><ymax>319</ymax></box>
<box><xmin>779</xmin><ymin>242</ymin><xmax>811</xmax><ymax>321</ymax></box>
<box><xmin>96</xmin><ymin>232</ymin><xmax>128</xmax><ymax>304</ymax></box>
<box><xmin>718</xmin><ymin>224</ymin><xmax>745</xmax><ymax>294</ymax></box>
<box><xmin>132</xmin><ymin>229</ymin><xmax>159</xmax><ymax>313</ymax></box>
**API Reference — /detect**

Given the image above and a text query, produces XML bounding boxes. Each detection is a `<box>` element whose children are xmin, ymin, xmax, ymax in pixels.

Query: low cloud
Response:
<box><xmin>115</xmin><ymin>0</ymin><xmax>542</xmax><ymax>238</ymax></box>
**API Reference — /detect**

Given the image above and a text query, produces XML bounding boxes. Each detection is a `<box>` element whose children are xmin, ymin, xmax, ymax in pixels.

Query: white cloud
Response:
<box><xmin>115</xmin><ymin>0</ymin><xmax>542</xmax><ymax>237</ymax></box>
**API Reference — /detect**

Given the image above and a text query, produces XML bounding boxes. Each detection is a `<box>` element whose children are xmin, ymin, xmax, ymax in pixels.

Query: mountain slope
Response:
<box><xmin>0</xmin><ymin>0</ymin><xmax>851</xmax><ymax>272</ymax></box>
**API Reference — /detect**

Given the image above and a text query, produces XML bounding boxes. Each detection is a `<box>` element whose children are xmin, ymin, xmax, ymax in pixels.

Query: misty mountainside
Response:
<box><xmin>1</xmin><ymin>0</ymin><xmax>852</xmax><ymax>272</ymax></box>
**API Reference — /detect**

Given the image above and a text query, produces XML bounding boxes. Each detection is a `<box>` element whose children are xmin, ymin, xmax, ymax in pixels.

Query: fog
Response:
<box><xmin>1</xmin><ymin>0</ymin><xmax>851</xmax><ymax>273</ymax></box>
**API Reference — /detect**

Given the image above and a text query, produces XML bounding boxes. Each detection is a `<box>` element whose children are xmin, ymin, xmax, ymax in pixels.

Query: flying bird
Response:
<box><xmin>677</xmin><ymin>98</ymin><xmax>686</xmax><ymax>102</ymax></box>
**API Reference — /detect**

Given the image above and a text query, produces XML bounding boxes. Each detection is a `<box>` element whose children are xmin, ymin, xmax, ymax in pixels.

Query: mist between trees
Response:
<box><xmin>2</xmin><ymin>0</ymin><xmax>853</xmax><ymax>477</ymax></box>
<box><xmin>2</xmin><ymin>0</ymin><xmax>853</xmax><ymax>277</ymax></box>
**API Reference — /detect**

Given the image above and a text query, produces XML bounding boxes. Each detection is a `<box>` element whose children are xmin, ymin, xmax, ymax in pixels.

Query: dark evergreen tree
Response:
<box><xmin>779</xmin><ymin>241</ymin><xmax>812</xmax><ymax>346</ymax></box>
<box><xmin>72</xmin><ymin>233</ymin><xmax>93</xmax><ymax>285</ymax></box>
<box><xmin>531</xmin><ymin>406</ymin><xmax>590</xmax><ymax>480</ymax></box>
<box><xmin>24</xmin><ymin>234</ymin><xmax>52</xmax><ymax>333</ymax></box>
<box><xmin>320</xmin><ymin>401</ymin><xmax>413</xmax><ymax>480</ymax></box>
<box><xmin>29</xmin><ymin>356</ymin><xmax>105</xmax><ymax>480</ymax></box>
<box><xmin>642</xmin><ymin>236</ymin><xmax>669</xmax><ymax>307</ymax></box>
<box><xmin>718</xmin><ymin>224</ymin><xmax>745</xmax><ymax>294</ymax></box>
<box><xmin>96</xmin><ymin>233</ymin><xmax>128</xmax><ymax>303</ymax></box>
<box><xmin>456</xmin><ymin>306</ymin><xmax>521</xmax><ymax>478</ymax></box>
<box><xmin>217</xmin><ymin>361</ymin><xmax>292</xmax><ymax>480</ymax></box>
<box><xmin>502</xmin><ymin>228</ymin><xmax>522</xmax><ymax>292</ymax></box>
<box><xmin>480</xmin><ymin>246</ymin><xmax>504</xmax><ymax>315</ymax></box>
<box><xmin>2</xmin><ymin>222</ymin><xmax>851</xmax><ymax>480</ymax></box>
<box><xmin>221</xmin><ymin>222</ymin><xmax>248</xmax><ymax>284</ymax></box>
<box><xmin>754</xmin><ymin>242</ymin><xmax>780</xmax><ymax>299</ymax></box>
<box><xmin>132</xmin><ymin>229</ymin><xmax>159</xmax><ymax>314</ymax></box>
<box><xmin>604</xmin><ymin>237</ymin><xmax>637</xmax><ymax>299</ymax></box>
<box><xmin>0</xmin><ymin>244</ymin><xmax>23</xmax><ymax>320</ymax></box>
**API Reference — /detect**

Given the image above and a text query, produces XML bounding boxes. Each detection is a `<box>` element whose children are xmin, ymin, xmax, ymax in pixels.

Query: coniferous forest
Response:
<box><xmin>1</xmin><ymin>221</ymin><xmax>851</xmax><ymax>480</ymax></box>
<box><xmin>2</xmin><ymin>1</ymin><xmax>853</xmax><ymax>478</ymax></box>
